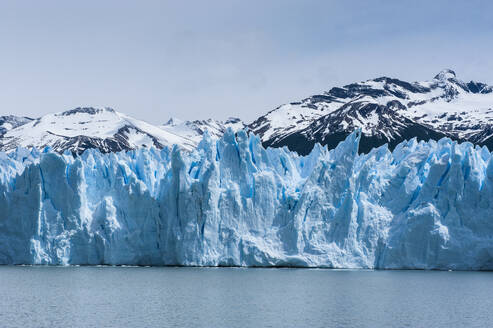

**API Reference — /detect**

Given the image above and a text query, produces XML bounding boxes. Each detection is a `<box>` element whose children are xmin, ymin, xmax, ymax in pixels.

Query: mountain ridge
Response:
<box><xmin>1</xmin><ymin>69</ymin><xmax>492</xmax><ymax>155</ymax></box>
<box><xmin>249</xmin><ymin>69</ymin><xmax>493</xmax><ymax>154</ymax></box>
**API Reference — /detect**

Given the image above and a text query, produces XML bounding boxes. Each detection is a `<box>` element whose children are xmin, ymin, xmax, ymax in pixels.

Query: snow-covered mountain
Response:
<box><xmin>161</xmin><ymin>117</ymin><xmax>246</xmax><ymax>144</ymax></box>
<box><xmin>1</xmin><ymin>69</ymin><xmax>492</xmax><ymax>156</ymax></box>
<box><xmin>0</xmin><ymin>108</ymin><xmax>246</xmax><ymax>154</ymax></box>
<box><xmin>0</xmin><ymin>107</ymin><xmax>196</xmax><ymax>154</ymax></box>
<box><xmin>249</xmin><ymin>69</ymin><xmax>493</xmax><ymax>154</ymax></box>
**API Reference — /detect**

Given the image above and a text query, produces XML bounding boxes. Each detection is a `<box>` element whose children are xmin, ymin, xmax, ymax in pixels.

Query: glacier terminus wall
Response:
<box><xmin>1</xmin><ymin>129</ymin><xmax>493</xmax><ymax>269</ymax></box>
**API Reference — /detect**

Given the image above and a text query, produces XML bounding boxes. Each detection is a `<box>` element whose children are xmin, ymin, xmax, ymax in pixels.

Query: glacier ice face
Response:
<box><xmin>0</xmin><ymin>130</ymin><xmax>493</xmax><ymax>269</ymax></box>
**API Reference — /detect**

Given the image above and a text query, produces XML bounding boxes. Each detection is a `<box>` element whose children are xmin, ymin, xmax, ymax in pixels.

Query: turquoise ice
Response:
<box><xmin>0</xmin><ymin>129</ymin><xmax>492</xmax><ymax>269</ymax></box>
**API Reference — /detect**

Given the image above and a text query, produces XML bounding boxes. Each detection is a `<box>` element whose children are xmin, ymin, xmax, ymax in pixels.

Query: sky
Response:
<box><xmin>1</xmin><ymin>0</ymin><xmax>492</xmax><ymax>123</ymax></box>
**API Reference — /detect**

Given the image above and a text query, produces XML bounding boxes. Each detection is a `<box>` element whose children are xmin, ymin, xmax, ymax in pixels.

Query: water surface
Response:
<box><xmin>0</xmin><ymin>267</ymin><xmax>491</xmax><ymax>327</ymax></box>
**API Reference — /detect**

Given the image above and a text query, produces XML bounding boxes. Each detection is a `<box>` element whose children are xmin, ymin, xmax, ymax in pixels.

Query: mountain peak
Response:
<box><xmin>434</xmin><ymin>69</ymin><xmax>457</xmax><ymax>81</ymax></box>
<box><xmin>59</xmin><ymin>107</ymin><xmax>116</xmax><ymax>116</ymax></box>
<box><xmin>249</xmin><ymin>68</ymin><xmax>493</xmax><ymax>155</ymax></box>
<box><xmin>164</xmin><ymin>117</ymin><xmax>184</xmax><ymax>126</ymax></box>
<box><xmin>224</xmin><ymin>117</ymin><xmax>242</xmax><ymax>124</ymax></box>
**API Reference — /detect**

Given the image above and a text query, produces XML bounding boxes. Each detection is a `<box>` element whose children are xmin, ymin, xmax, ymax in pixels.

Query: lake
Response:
<box><xmin>0</xmin><ymin>267</ymin><xmax>491</xmax><ymax>327</ymax></box>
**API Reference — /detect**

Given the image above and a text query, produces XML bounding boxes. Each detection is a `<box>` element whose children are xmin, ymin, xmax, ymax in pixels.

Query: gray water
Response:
<box><xmin>0</xmin><ymin>267</ymin><xmax>492</xmax><ymax>328</ymax></box>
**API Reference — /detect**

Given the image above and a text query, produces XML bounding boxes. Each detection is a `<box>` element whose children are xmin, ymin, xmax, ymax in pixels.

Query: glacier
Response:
<box><xmin>0</xmin><ymin>129</ymin><xmax>493</xmax><ymax>269</ymax></box>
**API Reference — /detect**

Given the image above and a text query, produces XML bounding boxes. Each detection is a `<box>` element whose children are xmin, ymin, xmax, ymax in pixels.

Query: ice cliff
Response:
<box><xmin>1</xmin><ymin>130</ymin><xmax>493</xmax><ymax>269</ymax></box>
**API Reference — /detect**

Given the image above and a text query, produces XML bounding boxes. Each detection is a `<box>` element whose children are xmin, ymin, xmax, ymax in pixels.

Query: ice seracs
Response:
<box><xmin>1</xmin><ymin>130</ymin><xmax>493</xmax><ymax>270</ymax></box>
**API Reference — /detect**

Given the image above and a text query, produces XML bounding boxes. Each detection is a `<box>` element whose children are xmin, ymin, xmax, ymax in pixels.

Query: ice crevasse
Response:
<box><xmin>0</xmin><ymin>129</ymin><xmax>492</xmax><ymax>269</ymax></box>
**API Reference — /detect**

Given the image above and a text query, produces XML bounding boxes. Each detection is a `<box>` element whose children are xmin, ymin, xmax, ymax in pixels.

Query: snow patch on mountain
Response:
<box><xmin>0</xmin><ymin>115</ymin><xmax>33</xmax><ymax>136</ymax></box>
<box><xmin>161</xmin><ymin>117</ymin><xmax>246</xmax><ymax>143</ymax></box>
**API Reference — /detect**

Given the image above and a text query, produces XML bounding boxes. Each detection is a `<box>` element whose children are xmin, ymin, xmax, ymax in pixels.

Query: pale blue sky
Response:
<box><xmin>1</xmin><ymin>0</ymin><xmax>492</xmax><ymax>122</ymax></box>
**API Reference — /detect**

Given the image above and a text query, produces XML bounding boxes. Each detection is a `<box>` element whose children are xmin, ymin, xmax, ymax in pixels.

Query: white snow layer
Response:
<box><xmin>2</xmin><ymin>107</ymin><xmax>195</xmax><ymax>152</ymax></box>
<box><xmin>1</xmin><ymin>129</ymin><xmax>493</xmax><ymax>269</ymax></box>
